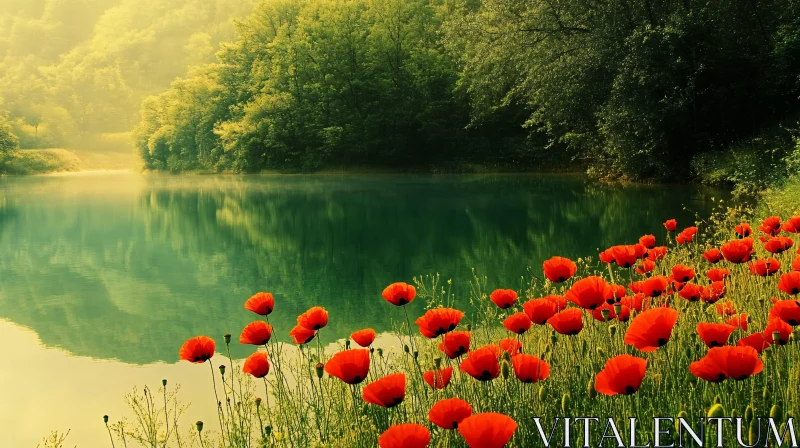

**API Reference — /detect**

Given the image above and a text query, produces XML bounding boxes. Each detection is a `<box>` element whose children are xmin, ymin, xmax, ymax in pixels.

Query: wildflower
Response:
<box><xmin>707</xmin><ymin>268</ymin><xmax>730</xmax><ymax>282</ymax></box>
<box><xmin>459</xmin><ymin>346</ymin><xmax>501</xmax><ymax>381</ymax></box>
<box><xmin>641</xmin><ymin>276</ymin><xmax>669</xmax><ymax>298</ymax></box>
<box><xmin>547</xmin><ymin>308</ymin><xmax>584</xmax><ymax>335</ymax></box>
<box><xmin>240</xmin><ymin>321</ymin><xmax>273</xmax><ymax>346</ymax></box>
<box><xmin>679</xmin><ymin>283</ymin><xmax>708</xmax><ymax>302</ymax></box>
<box><xmin>382</xmin><ymin>282</ymin><xmax>416</xmax><ymax>306</ymax></box>
<box><xmin>639</xmin><ymin>234</ymin><xmax>656</xmax><ymax>249</ymax></box>
<box><xmin>621</xmin><ymin>293</ymin><xmax>650</xmax><ymax>312</ymax></box>
<box><xmin>457</xmin><ymin>413</ymin><xmax>517</xmax><ymax>448</ymax></box>
<box><xmin>726</xmin><ymin>314</ymin><xmax>749</xmax><ymax>331</ymax></box>
<box><xmin>543</xmin><ymin>294</ymin><xmax>568</xmax><ymax>311</ymax></box>
<box><xmin>748</xmin><ymin>258</ymin><xmax>781</xmax><ymax>276</ymax></box>
<box><xmin>702</xmin><ymin>248</ymin><xmax>722</xmax><ymax>263</ymax></box>
<box><xmin>603</xmin><ymin>284</ymin><xmax>627</xmax><ymax>304</ymax></box>
<box><xmin>778</xmin><ymin>272</ymin><xmax>800</xmax><ymax>296</ymax></box>
<box><xmin>758</xmin><ymin>216</ymin><xmax>782</xmax><ymax>236</ymax></box>
<box><xmin>522</xmin><ymin>298</ymin><xmax>558</xmax><ymax>324</ymax></box>
<box><xmin>503</xmin><ymin>312</ymin><xmax>533</xmax><ymax>334</ymax></box>
<box><xmin>679</xmin><ymin>226</ymin><xmax>699</xmax><ymax>242</ymax></box>
<box><xmin>737</xmin><ymin>333</ymin><xmax>771</xmax><ymax>354</ymax></box>
<box><xmin>764</xmin><ymin>236</ymin><xmax>793</xmax><ymax>254</ymax></box>
<box><xmin>363</xmin><ymin>373</ymin><xmax>406</xmax><ymax>408</ymax></box>
<box><xmin>242</xmin><ymin>352</ymin><xmax>270</xmax><ymax>378</ymax></box>
<box><xmin>297</xmin><ymin>307</ymin><xmax>328</xmax><ymax>331</ymax></box>
<box><xmin>734</xmin><ymin>223</ymin><xmax>752</xmax><ymax>238</ymax></box>
<box><xmin>511</xmin><ymin>354</ymin><xmax>550</xmax><ymax>383</ymax></box>
<box><xmin>567</xmin><ymin>276</ymin><xmax>608</xmax><ymax>310</ymax></box>
<box><xmin>416</xmin><ymin>308</ymin><xmax>465</xmax><ymax>338</ymax></box>
<box><xmin>782</xmin><ymin>216</ymin><xmax>800</xmax><ymax>233</ymax></box>
<box><xmin>636</xmin><ymin>259</ymin><xmax>656</xmax><ymax>275</ymax></box>
<box><xmin>324</xmin><ymin>349</ymin><xmax>370</xmax><ymax>384</ymax></box>
<box><xmin>648</xmin><ymin>246</ymin><xmax>668</xmax><ymax>261</ymax></box>
<box><xmin>624</xmin><ymin>307</ymin><xmax>679</xmax><ymax>352</ymax></box>
<box><xmin>792</xmin><ymin>256</ymin><xmax>800</xmax><ymax>271</ymax></box>
<box><xmin>595</xmin><ymin>355</ymin><xmax>647</xmax><ymax>396</ymax></box>
<box><xmin>289</xmin><ymin>325</ymin><xmax>316</xmax><ymax>345</ymax></box>
<box><xmin>423</xmin><ymin>366</ymin><xmax>453</xmax><ymax>389</ymax></box>
<box><xmin>697</xmin><ymin>323</ymin><xmax>736</xmax><ymax>348</ymax></box>
<box><xmin>498</xmin><ymin>338</ymin><xmax>523</xmax><ymax>356</ymax></box>
<box><xmin>664</xmin><ymin>219</ymin><xmax>677</xmax><ymax>232</ymax></box>
<box><xmin>179</xmin><ymin>336</ymin><xmax>215</xmax><ymax>363</ymax></box>
<box><xmin>769</xmin><ymin>299</ymin><xmax>800</xmax><ymax>325</ymax></box>
<box><xmin>609</xmin><ymin>245</ymin><xmax>639</xmax><ymax>268</ymax></box>
<box><xmin>429</xmin><ymin>398</ymin><xmax>473</xmax><ymax>430</ymax></box>
<box><xmin>671</xmin><ymin>265</ymin><xmax>695</xmax><ymax>283</ymax></box>
<box><xmin>764</xmin><ymin>318</ymin><xmax>792</xmax><ymax>345</ymax></box>
<box><xmin>542</xmin><ymin>256</ymin><xmax>577</xmax><ymax>282</ymax></box>
<box><xmin>351</xmin><ymin>328</ymin><xmax>376</xmax><ymax>347</ymax></box>
<box><xmin>244</xmin><ymin>292</ymin><xmax>275</xmax><ymax>316</ymax></box>
<box><xmin>705</xmin><ymin>281</ymin><xmax>726</xmax><ymax>303</ymax></box>
<box><xmin>489</xmin><ymin>289</ymin><xmax>518</xmax><ymax>309</ymax></box>
<box><xmin>721</xmin><ymin>238</ymin><xmax>754</xmax><ymax>263</ymax></box>
<box><xmin>378</xmin><ymin>424</ymin><xmax>430</xmax><ymax>448</ymax></box>
<box><xmin>691</xmin><ymin>346</ymin><xmax>763</xmax><ymax>382</ymax></box>
<box><xmin>439</xmin><ymin>331</ymin><xmax>470</xmax><ymax>359</ymax></box>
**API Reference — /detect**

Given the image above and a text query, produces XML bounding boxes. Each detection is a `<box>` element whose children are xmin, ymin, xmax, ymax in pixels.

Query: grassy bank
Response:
<box><xmin>2</xmin><ymin>148</ymin><xmax>139</xmax><ymax>175</ymax></box>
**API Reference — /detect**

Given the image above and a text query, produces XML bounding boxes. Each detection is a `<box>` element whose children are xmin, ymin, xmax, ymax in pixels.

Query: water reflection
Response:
<box><xmin>0</xmin><ymin>173</ymin><xmax>721</xmax><ymax>366</ymax></box>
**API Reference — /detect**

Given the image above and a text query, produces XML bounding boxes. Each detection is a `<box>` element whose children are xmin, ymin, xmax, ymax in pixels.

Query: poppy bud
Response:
<box><xmin>370</xmin><ymin>347</ymin><xmax>374</xmax><ymax>354</ymax></box>
<box><xmin>561</xmin><ymin>393</ymin><xmax>570</xmax><ymax>413</ymax></box>
<box><xmin>587</xmin><ymin>379</ymin><xmax>596</xmax><ymax>398</ymax></box>
<box><xmin>790</xmin><ymin>332</ymin><xmax>797</xmax><ymax>344</ymax></box>
<box><xmin>434</xmin><ymin>357</ymin><xmax>442</xmax><ymax>369</ymax></box>
<box><xmin>676</xmin><ymin>411</ymin><xmax>687</xmax><ymax>432</ymax></box>
<box><xmin>219</xmin><ymin>365</ymin><xmax>226</xmax><ymax>376</ymax></box>
<box><xmin>404</xmin><ymin>344</ymin><xmax>410</xmax><ymax>354</ymax></box>
<box><xmin>608</xmin><ymin>324</ymin><xmax>617</xmax><ymax>337</ymax></box>
<box><xmin>707</xmin><ymin>404</ymin><xmax>725</xmax><ymax>419</ymax></box>
<box><xmin>501</xmin><ymin>360</ymin><xmax>510</xmax><ymax>379</ymax></box>
<box><xmin>265</xmin><ymin>425</ymin><xmax>272</xmax><ymax>436</ymax></box>
<box><xmin>613</xmin><ymin>303</ymin><xmax>622</xmax><ymax>315</ymax></box>
<box><xmin>596</xmin><ymin>347</ymin><xmax>604</xmax><ymax>358</ymax></box>
<box><xmin>538</xmin><ymin>385</ymin><xmax>545</xmax><ymax>401</ymax></box>
<box><xmin>744</xmin><ymin>404</ymin><xmax>754</xmax><ymax>423</ymax></box>
<box><xmin>772</xmin><ymin>331</ymin><xmax>782</xmax><ymax>344</ymax></box>
<box><xmin>162</xmin><ymin>379</ymin><xmax>167</xmax><ymax>387</ymax></box>
<box><xmin>763</xmin><ymin>387</ymin><xmax>770</xmax><ymax>402</ymax></box>
<box><xmin>749</xmin><ymin>419</ymin><xmax>759</xmax><ymax>446</ymax></box>
<box><xmin>730</xmin><ymin>408</ymin><xmax>737</xmax><ymax>419</ymax></box>
<box><xmin>315</xmin><ymin>363</ymin><xmax>324</xmax><ymax>378</ymax></box>
<box><xmin>196</xmin><ymin>421</ymin><xmax>204</xmax><ymax>432</ymax></box>
<box><xmin>345</xmin><ymin>339</ymin><xmax>351</xmax><ymax>349</ymax></box>
<box><xmin>466</xmin><ymin>324</ymin><xmax>472</xmax><ymax>331</ymax></box>
<box><xmin>413</xmin><ymin>350</ymin><xmax>419</xmax><ymax>359</ymax></box>
<box><xmin>103</xmin><ymin>415</ymin><xmax>109</xmax><ymax>424</ymax></box>
<box><xmin>713</xmin><ymin>394</ymin><xmax>721</xmax><ymax>404</ymax></box>
<box><xmin>757</xmin><ymin>297</ymin><xmax>765</xmax><ymax>304</ymax></box>
<box><xmin>770</xmin><ymin>404</ymin><xmax>782</xmax><ymax>419</ymax></box>
<box><xmin>685</xmin><ymin>346</ymin><xmax>693</xmax><ymax>359</ymax></box>
<box><xmin>601</xmin><ymin>308</ymin><xmax>610</xmax><ymax>320</ymax></box>
<box><xmin>255</xmin><ymin>397</ymin><xmax>262</xmax><ymax>407</ymax></box>
<box><xmin>223</xmin><ymin>334</ymin><xmax>231</xmax><ymax>344</ymax></box>
<box><xmin>501</xmin><ymin>351</ymin><xmax>511</xmax><ymax>362</ymax></box>
<box><xmin>377</xmin><ymin>348</ymin><xmax>383</xmax><ymax>357</ymax></box>
<box><xmin>551</xmin><ymin>333</ymin><xmax>558</xmax><ymax>345</ymax></box>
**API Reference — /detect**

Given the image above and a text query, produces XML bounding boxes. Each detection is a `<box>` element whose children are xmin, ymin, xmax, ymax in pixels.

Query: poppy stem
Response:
<box><xmin>104</xmin><ymin>421</ymin><xmax>116</xmax><ymax>448</ymax></box>
<box><xmin>207</xmin><ymin>360</ymin><xmax>227</xmax><ymax>447</ymax></box>
<box><xmin>224</xmin><ymin>341</ymin><xmax>238</xmax><ymax>409</ymax></box>
<box><xmin>162</xmin><ymin>384</ymin><xmax>169</xmax><ymax>443</ymax></box>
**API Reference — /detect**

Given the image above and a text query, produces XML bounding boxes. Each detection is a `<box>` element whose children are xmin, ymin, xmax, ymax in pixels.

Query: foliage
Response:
<box><xmin>0</xmin><ymin>115</ymin><xmax>19</xmax><ymax>172</ymax></box>
<box><xmin>2</xmin><ymin>149</ymin><xmax>82</xmax><ymax>174</ymax></box>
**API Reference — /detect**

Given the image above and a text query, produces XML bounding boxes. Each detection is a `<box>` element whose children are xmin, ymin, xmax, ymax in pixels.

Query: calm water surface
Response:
<box><xmin>0</xmin><ymin>173</ymin><xmax>721</xmax><ymax>445</ymax></box>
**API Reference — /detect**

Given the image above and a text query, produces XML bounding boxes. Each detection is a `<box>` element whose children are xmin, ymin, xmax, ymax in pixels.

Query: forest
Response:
<box><xmin>2</xmin><ymin>0</ymin><xmax>800</xmax><ymax>182</ymax></box>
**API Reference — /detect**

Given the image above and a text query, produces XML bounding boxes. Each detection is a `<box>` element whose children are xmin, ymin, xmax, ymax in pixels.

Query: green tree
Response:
<box><xmin>0</xmin><ymin>116</ymin><xmax>20</xmax><ymax>172</ymax></box>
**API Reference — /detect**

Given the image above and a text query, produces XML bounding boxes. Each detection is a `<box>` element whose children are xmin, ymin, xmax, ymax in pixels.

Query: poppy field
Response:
<box><xmin>100</xmin><ymin>201</ymin><xmax>800</xmax><ymax>448</ymax></box>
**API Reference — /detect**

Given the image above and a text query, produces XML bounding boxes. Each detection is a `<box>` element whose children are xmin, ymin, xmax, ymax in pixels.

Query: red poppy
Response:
<box><xmin>675</xmin><ymin>235</ymin><xmax>686</xmax><ymax>244</ymax></box>
<box><xmin>489</xmin><ymin>289</ymin><xmax>518</xmax><ymax>309</ymax></box>
<box><xmin>639</xmin><ymin>234</ymin><xmax>656</xmax><ymax>249</ymax></box>
<box><xmin>351</xmin><ymin>328</ymin><xmax>376</xmax><ymax>347</ymax></box>
<box><xmin>793</xmin><ymin>256</ymin><xmax>800</xmax><ymax>271</ymax></box>
<box><xmin>416</xmin><ymin>308</ymin><xmax>465</xmax><ymax>338</ymax></box>
<box><xmin>620</xmin><ymin>293</ymin><xmax>650</xmax><ymax>312</ymax></box>
<box><xmin>764</xmin><ymin>236</ymin><xmax>794</xmax><ymax>254</ymax></box>
<box><xmin>363</xmin><ymin>373</ymin><xmax>406</xmax><ymax>408</ymax></box>
<box><xmin>624</xmin><ymin>307</ymin><xmax>679</xmax><ymax>352</ymax></box>
<box><xmin>428</xmin><ymin>398</ymin><xmax>473</xmax><ymax>430</ymax></box>
<box><xmin>459</xmin><ymin>345</ymin><xmax>501</xmax><ymax>381</ymax></box>
<box><xmin>769</xmin><ymin>299</ymin><xmax>800</xmax><ymax>326</ymax></box>
<box><xmin>423</xmin><ymin>366</ymin><xmax>453</xmax><ymax>389</ymax></box>
<box><xmin>325</xmin><ymin>349</ymin><xmax>370</xmax><ymax>384</ymax></box>
<box><xmin>734</xmin><ymin>223</ymin><xmax>752</xmax><ymax>238</ymax></box>
<box><xmin>599</xmin><ymin>249</ymin><xmax>615</xmax><ymax>264</ymax></box>
<box><xmin>592</xmin><ymin>303</ymin><xmax>630</xmax><ymax>322</ymax></box>
<box><xmin>764</xmin><ymin>317</ymin><xmax>792</xmax><ymax>345</ymax></box>
<box><xmin>240</xmin><ymin>321</ymin><xmax>273</xmax><ymax>346</ymax></box>
<box><xmin>289</xmin><ymin>325</ymin><xmax>316</xmax><ymax>345</ymax></box>
<box><xmin>737</xmin><ymin>333</ymin><xmax>771</xmax><ymax>354</ymax></box>
<box><xmin>746</xmin><ymin>258</ymin><xmax>779</xmax><ymax>277</ymax></box>
<box><xmin>547</xmin><ymin>308</ymin><xmax>584</xmax><ymax>335</ymax></box>
<box><xmin>510</xmin><ymin>354</ymin><xmax>550</xmax><ymax>383</ymax></box>
<box><xmin>244</xmin><ymin>292</ymin><xmax>275</xmax><ymax>316</ymax></box>
<box><xmin>609</xmin><ymin>245</ymin><xmax>639</xmax><ymax>268</ymax></box>
<box><xmin>499</xmin><ymin>338</ymin><xmax>523</xmax><ymax>356</ymax></box>
<box><xmin>714</xmin><ymin>302</ymin><xmax>736</xmax><ymax>316</ymax></box>
<box><xmin>759</xmin><ymin>216</ymin><xmax>782</xmax><ymax>236</ymax></box>
<box><xmin>458</xmin><ymin>413</ymin><xmax>517</xmax><ymax>448</ymax></box>
<box><xmin>542</xmin><ymin>256</ymin><xmax>577</xmax><ymax>283</ymax></box>
<box><xmin>679</xmin><ymin>226</ymin><xmax>699</xmax><ymax>242</ymax></box>
<box><xmin>628</xmin><ymin>281</ymin><xmax>644</xmax><ymax>294</ymax></box>
<box><xmin>543</xmin><ymin>294</ymin><xmax>568</xmax><ymax>311</ymax></box>
<box><xmin>502</xmin><ymin>312</ymin><xmax>532</xmax><ymax>334</ymax></box>
<box><xmin>779</xmin><ymin>272</ymin><xmax>800</xmax><ymax>296</ymax></box>
<box><xmin>382</xmin><ymin>282</ymin><xmax>417</xmax><ymax>306</ymax></box>
<box><xmin>378</xmin><ymin>424</ymin><xmax>430</xmax><ymax>448</ymax></box>
<box><xmin>566</xmin><ymin>276</ymin><xmax>608</xmax><ymax>310</ymax></box>
<box><xmin>439</xmin><ymin>331</ymin><xmax>470</xmax><ymax>359</ymax></box>
<box><xmin>179</xmin><ymin>336</ymin><xmax>215</xmax><ymax>364</ymax></box>
<box><xmin>595</xmin><ymin>355</ymin><xmax>647</xmax><ymax>396</ymax></box>
<box><xmin>641</xmin><ymin>276</ymin><xmax>669</xmax><ymax>298</ymax></box>
<box><xmin>664</xmin><ymin>219</ymin><xmax>677</xmax><ymax>232</ymax></box>
<box><xmin>648</xmin><ymin>246</ymin><xmax>668</xmax><ymax>261</ymax></box>
<box><xmin>707</xmin><ymin>268</ymin><xmax>731</xmax><ymax>282</ymax></box>
<box><xmin>705</xmin><ymin>281</ymin><xmax>726</xmax><ymax>303</ymax></box>
<box><xmin>242</xmin><ymin>352</ymin><xmax>270</xmax><ymax>378</ymax></box>
<box><xmin>297</xmin><ymin>306</ymin><xmax>328</xmax><ymax>331</ymax></box>
<box><xmin>603</xmin><ymin>283</ymin><xmax>627</xmax><ymax>304</ymax></box>
<box><xmin>702</xmin><ymin>248</ymin><xmax>722</xmax><ymax>263</ymax></box>
<box><xmin>671</xmin><ymin>264</ymin><xmax>695</xmax><ymax>283</ymax></box>
<box><xmin>696</xmin><ymin>323</ymin><xmax>736</xmax><ymax>348</ymax></box>
<box><xmin>720</xmin><ymin>238</ymin><xmax>754</xmax><ymax>263</ymax></box>
<box><xmin>726</xmin><ymin>314</ymin><xmax>749</xmax><ymax>331</ymax></box>
<box><xmin>782</xmin><ymin>216</ymin><xmax>800</xmax><ymax>233</ymax></box>
<box><xmin>635</xmin><ymin>260</ymin><xmax>656</xmax><ymax>275</ymax></box>
<box><xmin>678</xmin><ymin>283</ymin><xmax>708</xmax><ymax>302</ymax></box>
<box><xmin>522</xmin><ymin>298</ymin><xmax>558</xmax><ymax>325</ymax></box>
<box><xmin>691</xmin><ymin>346</ymin><xmax>763</xmax><ymax>382</ymax></box>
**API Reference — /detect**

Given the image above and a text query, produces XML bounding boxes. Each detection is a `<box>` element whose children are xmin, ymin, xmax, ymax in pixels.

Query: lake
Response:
<box><xmin>0</xmin><ymin>173</ymin><xmax>721</xmax><ymax>445</ymax></box>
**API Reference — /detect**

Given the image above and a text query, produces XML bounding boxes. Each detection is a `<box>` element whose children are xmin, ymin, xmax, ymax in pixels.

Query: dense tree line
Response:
<box><xmin>133</xmin><ymin>0</ymin><xmax>800</xmax><ymax>178</ymax></box>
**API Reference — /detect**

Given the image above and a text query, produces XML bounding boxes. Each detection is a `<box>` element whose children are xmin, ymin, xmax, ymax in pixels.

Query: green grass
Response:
<box><xmin>2</xmin><ymin>148</ymin><xmax>139</xmax><ymax>174</ymax></box>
